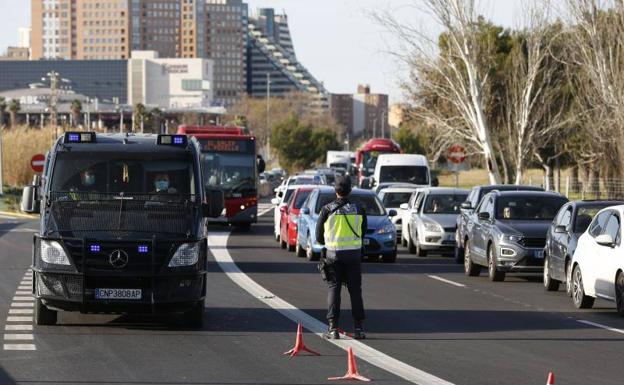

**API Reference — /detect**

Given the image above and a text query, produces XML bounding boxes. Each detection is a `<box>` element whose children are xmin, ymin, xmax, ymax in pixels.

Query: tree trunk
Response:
<box><xmin>514</xmin><ymin>161</ymin><xmax>523</xmax><ymax>185</ymax></box>
<box><xmin>570</xmin><ymin>165</ymin><xmax>579</xmax><ymax>194</ymax></box>
<box><xmin>9</xmin><ymin>112</ymin><xmax>16</xmax><ymax>128</ymax></box>
<box><xmin>543</xmin><ymin>161</ymin><xmax>552</xmax><ymax>191</ymax></box>
<box><xmin>588</xmin><ymin>163</ymin><xmax>600</xmax><ymax>200</ymax></box>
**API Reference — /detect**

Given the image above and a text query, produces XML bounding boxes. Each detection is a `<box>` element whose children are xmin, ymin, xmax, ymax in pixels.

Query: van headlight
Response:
<box><xmin>40</xmin><ymin>240</ymin><xmax>71</xmax><ymax>265</ymax></box>
<box><xmin>169</xmin><ymin>242</ymin><xmax>200</xmax><ymax>267</ymax></box>
<box><xmin>376</xmin><ymin>222</ymin><xmax>396</xmax><ymax>234</ymax></box>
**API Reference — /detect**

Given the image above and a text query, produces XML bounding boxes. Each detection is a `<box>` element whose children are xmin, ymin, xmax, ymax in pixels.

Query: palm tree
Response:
<box><xmin>8</xmin><ymin>99</ymin><xmax>20</xmax><ymax>128</ymax></box>
<box><xmin>133</xmin><ymin>103</ymin><xmax>146</xmax><ymax>132</ymax></box>
<box><xmin>70</xmin><ymin>99</ymin><xmax>82</xmax><ymax>128</ymax></box>
<box><xmin>149</xmin><ymin>108</ymin><xmax>163</xmax><ymax>133</ymax></box>
<box><xmin>0</xmin><ymin>97</ymin><xmax>7</xmax><ymax>128</ymax></box>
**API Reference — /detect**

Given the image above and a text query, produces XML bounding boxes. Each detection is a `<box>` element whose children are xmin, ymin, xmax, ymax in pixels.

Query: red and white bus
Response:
<box><xmin>178</xmin><ymin>125</ymin><xmax>264</xmax><ymax>230</ymax></box>
<box><xmin>355</xmin><ymin>138</ymin><xmax>402</xmax><ymax>187</ymax></box>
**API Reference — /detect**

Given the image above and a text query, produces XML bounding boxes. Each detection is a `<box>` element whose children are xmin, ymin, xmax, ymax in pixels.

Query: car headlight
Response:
<box><xmin>169</xmin><ymin>242</ymin><xmax>200</xmax><ymax>267</ymax></box>
<box><xmin>40</xmin><ymin>240</ymin><xmax>71</xmax><ymax>265</ymax></box>
<box><xmin>376</xmin><ymin>222</ymin><xmax>396</xmax><ymax>234</ymax></box>
<box><xmin>499</xmin><ymin>233</ymin><xmax>522</xmax><ymax>243</ymax></box>
<box><xmin>422</xmin><ymin>220</ymin><xmax>443</xmax><ymax>233</ymax></box>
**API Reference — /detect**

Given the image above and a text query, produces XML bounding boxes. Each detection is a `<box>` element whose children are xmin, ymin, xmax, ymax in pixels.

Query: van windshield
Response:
<box><xmin>50</xmin><ymin>152</ymin><xmax>196</xmax><ymax>196</ymax></box>
<box><xmin>379</xmin><ymin>165</ymin><xmax>428</xmax><ymax>184</ymax></box>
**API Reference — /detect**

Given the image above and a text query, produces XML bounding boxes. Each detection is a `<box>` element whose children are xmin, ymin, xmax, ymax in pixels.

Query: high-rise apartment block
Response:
<box><xmin>330</xmin><ymin>85</ymin><xmax>389</xmax><ymax>138</ymax></box>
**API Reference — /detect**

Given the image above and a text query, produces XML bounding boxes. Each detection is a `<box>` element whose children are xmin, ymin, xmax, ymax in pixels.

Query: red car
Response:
<box><xmin>280</xmin><ymin>187</ymin><xmax>313</xmax><ymax>252</ymax></box>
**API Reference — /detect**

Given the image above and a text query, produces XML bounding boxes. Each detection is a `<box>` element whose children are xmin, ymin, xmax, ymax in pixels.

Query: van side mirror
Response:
<box><xmin>20</xmin><ymin>185</ymin><xmax>40</xmax><ymax>214</ymax></box>
<box><xmin>204</xmin><ymin>187</ymin><xmax>224</xmax><ymax>218</ymax></box>
<box><xmin>478</xmin><ymin>212</ymin><xmax>490</xmax><ymax>221</ymax></box>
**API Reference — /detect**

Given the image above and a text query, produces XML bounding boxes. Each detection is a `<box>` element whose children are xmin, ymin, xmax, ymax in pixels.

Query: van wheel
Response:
<box><xmin>616</xmin><ymin>272</ymin><xmax>624</xmax><ymax>316</ymax></box>
<box><xmin>543</xmin><ymin>255</ymin><xmax>560</xmax><ymax>291</ymax></box>
<box><xmin>296</xmin><ymin>240</ymin><xmax>306</xmax><ymax>258</ymax></box>
<box><xmin>184</xmin><ymin>300</ymin><xmax>204</xmax><ymax>329</ymax></box>
<box><xmin>487</xmin><ymin>245</ymin><xmax>505</xmax><ymax>282</ymax></box>
<box><xmin>464</xmin><ymin>240</ymin><xmax>481</xmax><ymax>277</ymax></box>
<box><xmin>572</xmin><ymin>265</ymin><xmax>594</xmax><ymax>309</ymax></box>
<box><xmin>35</xmin><ymin>299</ymin><xmax>57</xmax><ymax>326</ymax></box>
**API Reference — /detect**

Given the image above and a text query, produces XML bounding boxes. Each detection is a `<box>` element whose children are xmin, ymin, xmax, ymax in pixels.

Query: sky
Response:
<box><xmin>0</xmin><ymin>0</ymin><xmax>535</xmax><ymax>103</ymax></box>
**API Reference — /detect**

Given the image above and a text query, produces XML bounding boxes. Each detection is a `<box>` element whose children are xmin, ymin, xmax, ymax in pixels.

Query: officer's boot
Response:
<box><xmin>353</xmin><ymin>320</ymin><xmax>366</xmax><ymax>340</ymax></box>
<box><xmin>323</xmin><ymin>319</ymin><xmax>340</xmax><ymax>340</ymax></box>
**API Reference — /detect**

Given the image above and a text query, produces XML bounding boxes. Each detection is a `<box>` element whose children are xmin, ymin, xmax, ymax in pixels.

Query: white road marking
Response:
<box><xmin>258</xmin><ymin>205</ymin><xmax>274</xmax><ymax>216</ymax></box>
<box><xmin>7</xmin><ymin>316</ymin><xmax>33</xmax><ymax>322</ymax></box>
<box><xmin>208</xmin><ymin>232</ymin><xmax>455</xmax><ymax>385</ymax></box>
<box><xmin>427</xmin><ymin>275</ymin><xmax>466</xmax><ymax>288</ymax></box>
<box><xmin>5</xmin><ymin>325</ymin><xmax>33</xmax><ymax>331</ymax></box>
<box><xmin>15</xmin><ymin>291</ymin><xmax>31</xmax><ymax>295</ymax></box>
<box><xmin>3</xmin><ymin>344</ymin><xmax>36</xmax><ymax>350</ymax></box>
<box><xmin>12</xmin><ymin>296</ymin><xmax>34</xmax><ymax>302</ymax></box>
<box><xmin>18</xmin><ymin>286</ymin><xmax>31</xmax><ymax>290</ymax></box>
<box><xmin>0</xmin><ymin>229</ymin><xmax>38</xmax><ymax>233</ymax></box>
<box><xmin>4</xmin><ymin>334</ymin><xmax>33</xmax><ymax>340</ymax></box>
<box><xmin>9</xmin><ymin>309</ymin><xmax>33</xmax><ymax>314</ymax></box>
<box><xmin>578</xmin><ymin>319</ymin><xmax>624</xmax><ymax>335</ymax></box>
<box><xmin>11</xmin><ymin>302</ymin><xmax>34</xmax><ymax>307</ymax></box>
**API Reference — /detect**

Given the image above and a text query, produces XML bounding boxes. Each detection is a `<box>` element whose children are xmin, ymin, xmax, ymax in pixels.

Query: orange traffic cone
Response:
<box><xmin>328</xmin><ymin>347</ymin><xmax>370</xmax><ymax>382</ymax></box>
<box><xmin>546</xmin><ymin>372</ymin><xmax>555</xmax><ymax>385</ymax></box>
<box><xmin>283</xmin><ymin>323</ymin><xmax>320</xmax><ymax>356</ymax></box>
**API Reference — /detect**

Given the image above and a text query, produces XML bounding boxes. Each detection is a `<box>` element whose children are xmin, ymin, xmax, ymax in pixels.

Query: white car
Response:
<box><xmin>399</xmin><ymin>188</ymin><xmax>425</xmax><ymax>247</ymax></box>
<box><xmin>274</xmin><ymin>175</ymin><xmax>324</xmax><ymax>196</ymax></box>
<box><xmin>570</xmin><ymin>205</ymin><xmax>624</xmax><ymax>314</ymax></box>
<box><xmin>270</xmin><ymin>184</ymin><xmax>317</xmax><ymax>242</ymax></box>
<box><xmin>378</xmin><ymin>187</ymin><xmax>420</xmax><ymax>242</ymax></box>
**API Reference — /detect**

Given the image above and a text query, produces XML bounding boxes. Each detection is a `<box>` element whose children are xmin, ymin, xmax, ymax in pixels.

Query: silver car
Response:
<box><xmin>406</xmin><ymin>188</ymin><xmax>469</xmax><ymax>256</ymax></box>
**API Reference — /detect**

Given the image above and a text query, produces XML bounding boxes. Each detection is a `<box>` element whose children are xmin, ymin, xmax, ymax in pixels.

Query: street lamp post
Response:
<box><xmin>266</xmin><ymin>73</ymin><xmax>271</xmax><ymax>161</ymax></box>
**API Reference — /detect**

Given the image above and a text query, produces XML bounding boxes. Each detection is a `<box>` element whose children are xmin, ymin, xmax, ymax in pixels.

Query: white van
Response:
<box><xmin>326</xmin><ymin>151</ymin><xmax>354</xmax><ymax>170</ymax></box>
<box><xmin>372</xmin><ymin>154</ymin><xmax>431</xmax><ymax>191</ymax></box>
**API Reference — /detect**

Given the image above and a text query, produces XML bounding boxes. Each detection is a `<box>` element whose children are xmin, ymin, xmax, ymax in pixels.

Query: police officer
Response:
<box><xmin>316</xmin><ymin>175</ymin><xmax>367</xmax><ymax>340</ymax></box>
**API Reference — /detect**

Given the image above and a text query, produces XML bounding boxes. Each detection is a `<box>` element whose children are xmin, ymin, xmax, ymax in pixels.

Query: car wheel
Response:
<box><xmin>296</xmin><ymin>239</ymin><xmax>306</xmax><ymax>258</ymax></box>
<box><xmin>454</xmin><ymin>244</ymin><xmax>464</xmax><ymax>264</ymax></box>
<box><xmin>306</xmin><ymin>234</ymin><xmax>319</xmax><ymax>261</ymax></box>
<box><xmin>382</xmin><ymin>250</ymin><xmax>397</xmax><ymax>263</ymax></box>
<box><xmin>565</xmin><ymin>258</ymin><xmax>573</xmax><ymax>297</ymax></box>
<box><xmin>287</xmin><ymin>240</ymin><xmax>295</xmax><ymax>252</ymax></box>
<box><xmin>415</xmin><ymin>234</ymin><xmax>427</xmax><ymax>257</ymax></box>
<box><xmin>401</xmin><ymin>234</ymin><xmax>407</xmax><ymax>247</ymax></box>
<box><xmin>280</xmin><ymin>231</ymin><xmax>287</xmax><ymax>249</ymax></box>
<box><xmin>35</xmin><ymin>298</ymin><xmax>57</xmax><ymax>326</ymax></box>
<box><xmin>464</xmin><ymin>240</ymin><xmax>481</xmax><ymax>277</ymax></box>
<box><xmin>487</xmin><ymin>245</ymin><xmax>505</xmax><ymax>282</ymax></box>
<box><xmin>572</xmin><ymin>265</ymin><xmax>595</xmax><ymax>309</ymax></box>
<box><xmin>616</xmin><ymin>272</ymin><xmax>624</xmax><ymax>316</ymax></box>
<box><xmin>543</xmin><ymin>255</ymin><xmax>560</xmax><ymax>291</ymax></box>
<box><xmin>407</xmin><ymin>231</ymin><xmax>416</xmax><ymax>254</ymax></box>
<box><xmin>275</xmin><ymin>231</ymin><xmax>280</xmax><ymax>242</ymax></box>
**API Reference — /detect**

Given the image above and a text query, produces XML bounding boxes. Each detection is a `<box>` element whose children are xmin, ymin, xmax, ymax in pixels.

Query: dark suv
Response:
<box><xmin>463</xmin><ymin>190</ymin><xmax>568</xmax><ymax>281</ymax></box>
<box><xmin>21</xmin><ymin>132</ymin><xmax>222</xmax><ymax>327</ymax></box>
<box><xmin>455</xmin><ymin>185</ymin><xmax>544</xmax><ymax>263</ymax></box>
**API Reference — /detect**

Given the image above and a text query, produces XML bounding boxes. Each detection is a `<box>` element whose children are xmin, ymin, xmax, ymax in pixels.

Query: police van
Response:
<box><xmin>21</xmin><ymin>132</ymin><xmax>223</xmax><ymax>327</ymax></box>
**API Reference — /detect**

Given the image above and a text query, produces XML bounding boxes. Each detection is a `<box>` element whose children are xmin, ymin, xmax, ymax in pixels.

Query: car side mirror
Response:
<box><xmin>554</xmin><ymin>225</ymin><xmax>567</xmax><ymax>234</ymax></box>
<box><xmin>360</xmin><ymin>178</ymin><xmax>371</xmax><ymax>189</ymax></box>
<box><xmin>280</xmin><ymin>206</ymin><xmax>288</xmax><ymax>213</ymax></box>
<box><xmin>400</xmin><ymin>203</ymin><xmax>408</xmax><ymax>210</ymax></box>
<box><xmin>204</xmin><ymin>187</ymin><xmax>224</xmax><ymax>218</ymax></box>
<box><xmin>461</xmin><ymin>202</ymin><xmax>472</xmax><ymax>210</ymax></box>
<box><xmin>270</xmin><ymin>197</ymin><xmax>280</xmax><ymax>205</ymax></box>
<box><xmin>301</xmin><ymin>207</ymin><xmax>310</xmax><ymax>215</ymax></box>
<box><xmin>388</xmin><ymin>209</ymin><xmax>397</xmax><ymax>217</ymax></box>
<box><xmin>478</xmin><ymin>212</ymin><xmax>490</xmax><ymax>221</ymax></box>
<box><xmin>20</xmin><ymin>185</ymin><xmax>40</xmax><ymax>214</ymax></box>
<box><xmin>432</xmin><ymin>177</ymin><xmax>439</xmax><ymax>187</ymax></box>
<box><xmin>277</xmin><ymin>191</ymin><xmax>283</xmax><ymax>198</ymax></box>
<box><xmin>596</xmin><ymin>234</ymin><xmax>615</xmax><ymax>247</ymax></box>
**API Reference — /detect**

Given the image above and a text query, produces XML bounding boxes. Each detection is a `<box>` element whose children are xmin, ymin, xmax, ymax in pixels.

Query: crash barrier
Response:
<box><xmin>522</xmin><ymin>176</ymin><xmax>624</xmax><ymax>201</ymax></box>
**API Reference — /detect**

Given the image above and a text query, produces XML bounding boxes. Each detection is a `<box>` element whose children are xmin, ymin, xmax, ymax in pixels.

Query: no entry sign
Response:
<box><xmin>446</xmin><ymin>145</ymin><xmax>467</xmax><ymax>164</ymax></box>
<box><xmin>31</xmin><ymin>154</ymin><xmax>45</xmax><ymax>173</ymax></box>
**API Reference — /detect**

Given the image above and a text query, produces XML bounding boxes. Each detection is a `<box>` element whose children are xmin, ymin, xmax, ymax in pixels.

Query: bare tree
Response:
<box><xmin>376</xmin><ymin>0</ymin><xmax>503</xmax><ymax>183</ymax></box>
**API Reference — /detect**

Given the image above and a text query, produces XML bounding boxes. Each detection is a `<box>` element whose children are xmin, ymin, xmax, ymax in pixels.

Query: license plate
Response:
<box><xmin>95</xmin><ymin>288</ymin><xmax>142</xmax><ymax>300</ymax></box>
<box><xmin>445</xmin><ymin>233</ymin><xmax>455</xmax><ymax>241</ymax></box>
<box><xmin>534</xmin><ymin>250</ymin><xmax>544</xmax><ymax>259</ymax></box>
<box><xmin>364</xmin><ymin>238</ymin><xmax>370</xmax><ymax>245</ymax></box>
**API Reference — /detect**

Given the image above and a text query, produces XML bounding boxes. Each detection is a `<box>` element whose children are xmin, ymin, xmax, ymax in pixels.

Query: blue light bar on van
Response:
<box><xmin>65</xmin><ymin>132</ymin><xmax>96</xmax><ymax>143</ymax></box>
<box><xmin>137</xmin><ymin>245</ymin><xmax>149</xmax><ymax>253</ymax></box>
<box><xmin>157</xmin><ymin>135</ymin><xmax>187</xmax><ymax>146</ymax></box>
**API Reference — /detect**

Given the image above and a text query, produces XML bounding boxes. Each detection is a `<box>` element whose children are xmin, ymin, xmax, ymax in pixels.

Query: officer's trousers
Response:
<box><xmin>326</xmin><ymin>258</ymin><xmax>365</xmax><ymax>323</ymax></box>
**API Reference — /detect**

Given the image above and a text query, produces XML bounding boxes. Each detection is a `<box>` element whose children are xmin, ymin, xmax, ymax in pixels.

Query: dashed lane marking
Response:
<box><xmin>258</xmin><ymin>205</ymin><xmax>274</xmax><ymax>217</ymax></box>
<box><xmin>3</xmin><ymin>269</ymin><xmax>37</xmax><ymax>351</ymax></box>
<box><xmin>208</xmin><ymin>231</ymin><xmax>455</xmax><ymax>385</ymax></box>
<box><xmin>578</xmin><ymin>319</ymin><xmax>624</xmax><ymax>335</ymax></box>
<box><xmin>427</xmin><ymin>275</ymin><xmax>466</xmax><ymax>288</ymax></box>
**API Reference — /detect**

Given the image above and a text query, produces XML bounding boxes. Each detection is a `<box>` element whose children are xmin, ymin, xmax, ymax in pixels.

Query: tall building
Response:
<box><xmin>0</xmin><ymin>47</ymin><xmax>30</xmax><ymax>61</ymax></box>
<box><xmin>247</xmin><ymin>8</ymin><xmax>327</xmax><ymax>109</ymax></box>
<box><xmin>19</xmin><ymin>27</ymin><xmax>32</xmax><ymax>49</ymax></box>
<box><xmin>330</xmin><ymin>85</ymin><xmax>389</xmax><ymax>138</ymax></box>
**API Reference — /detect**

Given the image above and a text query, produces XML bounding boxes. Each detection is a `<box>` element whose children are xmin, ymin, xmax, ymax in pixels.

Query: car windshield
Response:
<box><xmin>314</xmin><ymin>193</ymin><xmax>384</xmax><ymax>216</ymax></box>
<box><xmin>423</xmin><ymin>193</ymin><xmax>468</xmax><ymax>214</ymax></box>
<box><xmin>575</xmin><ymin>206</ymin><xmax>611</xmax><ymax>233</ymax></box>
<box><xmin>292</xmin><ymin>190</ymin><xmax>312</xmax><ymax>209</ymax></box>
<box><xmin>379</xmin><ymin>166</ymin><xmax>429</xmax><ymax>185</ymax></box>
<box><xmin>381</xmin><ymin>192</ymin><xmax>413</xmax><ymax>208</ymax></box>
<box><xmin>497</xmin><ymin>196</ymin><xmax>567</xmax><ymax>220</ymax></box>
<box><xmin>283</xmin><ymin>189</ymin><xmax>295</xmax><ymax>203</ymax></box>
<box><xmin>50</xmin><ymin>152</ymin><xmax>195</xmax><ymax>195</ymax></box>
<box><xmin>202</xmin><ymin>152</ymin><xmax>255</xmax><ymax>194</ymax></box>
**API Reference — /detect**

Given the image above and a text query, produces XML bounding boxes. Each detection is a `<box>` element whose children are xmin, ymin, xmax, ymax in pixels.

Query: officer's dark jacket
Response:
<box><xmin>316</xmin><ymin>196</ymin><xmax>368</xmax><ymax>261</ymax></box>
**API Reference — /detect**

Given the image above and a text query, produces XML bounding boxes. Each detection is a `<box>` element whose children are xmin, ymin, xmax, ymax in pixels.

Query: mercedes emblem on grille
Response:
<box><xmin>109</xmin><ymin>249</ymin><xmax>129</xmax><ymax>268</ymax></box>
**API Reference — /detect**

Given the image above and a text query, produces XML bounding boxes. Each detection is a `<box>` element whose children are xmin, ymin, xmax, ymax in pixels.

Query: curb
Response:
<box><xmin>0</xmin><ymin>211</ymin><xmax>39</xmax><ymax>219</ymax></box>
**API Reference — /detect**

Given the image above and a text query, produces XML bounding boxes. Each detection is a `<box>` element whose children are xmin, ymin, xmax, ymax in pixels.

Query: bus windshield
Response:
<box><xmin>202</xmin><ymin>152</ymin><xmax>256</xmax><ymax>194</ymax></box>
<box><xmin>361</xmin><ymin>151</ymin><xmax>394</xmax><ymax>176</ymax></box>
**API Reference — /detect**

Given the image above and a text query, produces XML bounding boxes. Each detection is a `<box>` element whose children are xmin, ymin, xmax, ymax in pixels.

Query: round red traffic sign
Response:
<box><xmin>447</xmin><ymin>145</ymin><xmax>467</xmax><ymax>164</ymax></box>
<box><xmin>31</xmin><ymin>154</ymin><xmax>45</xmax><ymax>173</ymax></box>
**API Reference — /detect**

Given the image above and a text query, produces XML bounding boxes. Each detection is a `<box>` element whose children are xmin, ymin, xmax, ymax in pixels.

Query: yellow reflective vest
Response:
<box><xmin>323</xmin><ymin>203</ymin><xmax>363</xmax><ymax>252</ymax></box>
